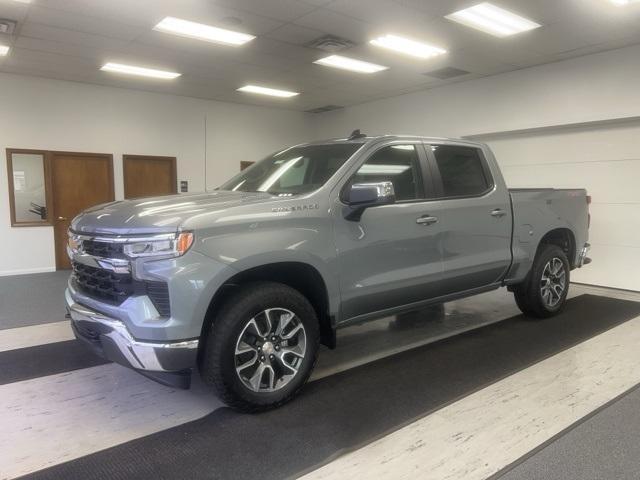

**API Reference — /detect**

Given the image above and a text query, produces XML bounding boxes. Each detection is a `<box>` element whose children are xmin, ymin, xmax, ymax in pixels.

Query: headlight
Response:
<box><xmin>123</xmin><ymin>232</ymin><xmax>194</xmax><ymax>259</ymax></box>
<box><xmin>67</xmin><ymin>232</ymin><xmax>82</xmax><ymax>257</ymax></box>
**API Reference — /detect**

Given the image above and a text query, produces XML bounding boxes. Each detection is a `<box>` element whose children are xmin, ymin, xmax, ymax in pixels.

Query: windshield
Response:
<box><xmin>219</xmin><ymin>143</ymin><xmax>364</xmax><ymax>195</ymax></box>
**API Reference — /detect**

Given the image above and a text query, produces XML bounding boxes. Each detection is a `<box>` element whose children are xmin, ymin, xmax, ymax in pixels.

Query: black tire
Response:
<box><xmin>200</xmin><ymin>281</ymin><xmax>320</xmax><ymax>412</ymax></box>
<box><xmin>513</xmin><ymin>244</ymin><xmax>570</xmax><ymax>319</ymax></box>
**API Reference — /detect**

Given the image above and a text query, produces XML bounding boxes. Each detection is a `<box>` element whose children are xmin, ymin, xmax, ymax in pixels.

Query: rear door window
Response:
<box><xmin>431</xmin><ymin>145</ymin><xmax>491</xmax><ymax>197</ymax></box>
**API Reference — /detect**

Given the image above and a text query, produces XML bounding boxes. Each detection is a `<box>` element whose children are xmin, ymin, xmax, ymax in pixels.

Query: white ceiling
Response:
<box><xmin>1</xmin><ymin>0</ymin><xmax>640</xmax><ymax>112</ymax></box>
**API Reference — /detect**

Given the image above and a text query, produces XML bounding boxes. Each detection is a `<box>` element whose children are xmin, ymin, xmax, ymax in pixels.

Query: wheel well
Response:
<box><xmin>538</xmin><ymin>228</ymin><xmax>576</xmax><ymax>268</ymax></box>
<box><xmin>199</xmin><ymin>262</ymin><xmax>335</xmax><ymax>359</ymax></box>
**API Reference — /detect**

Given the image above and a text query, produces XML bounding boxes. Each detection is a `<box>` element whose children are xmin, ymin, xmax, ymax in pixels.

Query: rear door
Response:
<box><xmin>332</xmin><ymin>141</ymin><xmax>444</xmax><ymax>322</ymax></box>
<box><xmin>424</xmin><ymin>143</ymin><xmax>512</xmax><ymax>293</ymax></box>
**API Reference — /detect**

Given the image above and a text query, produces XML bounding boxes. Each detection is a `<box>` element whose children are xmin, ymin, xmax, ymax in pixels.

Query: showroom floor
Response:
<box><xmin>1</xmin><ymin>272</ymin><xmax>640</xmax><ymax>480</ymax></box>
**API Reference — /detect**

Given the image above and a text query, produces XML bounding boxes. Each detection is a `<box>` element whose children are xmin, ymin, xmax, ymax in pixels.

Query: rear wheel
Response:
<box><xmin>513</xmin><ymin>244</ymin><xmax>570</xmax><ymax>319</ymax></box>
<box><xmin>200</xmin><ymin>281</ymin><xmax>319</xmax><ymax>412</ymax></box>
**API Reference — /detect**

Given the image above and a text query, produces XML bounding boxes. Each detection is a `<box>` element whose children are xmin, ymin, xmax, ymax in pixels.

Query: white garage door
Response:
<box><xmin>478</xmin><ymin>119</ymin><xmax>640</xmax><ymax>292</ymax></box>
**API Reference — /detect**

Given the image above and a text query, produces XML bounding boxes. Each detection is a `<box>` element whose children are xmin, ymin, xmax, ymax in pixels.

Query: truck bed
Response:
<box><xmin>506</xmin><ymin>187</ymin><xmax>589</xmax><ymax>283</ymax></box>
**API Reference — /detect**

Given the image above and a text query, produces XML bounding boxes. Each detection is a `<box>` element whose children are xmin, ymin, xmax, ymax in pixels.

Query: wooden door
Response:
<box><xmin>51</xmin><ymin>152</ymin><xmax>114</xmax><ymax>269</ymax></box>
<box><xmin>123</xmin><ymin>155</ymin><xmax>177</xmax><ymax>199</ymax></box>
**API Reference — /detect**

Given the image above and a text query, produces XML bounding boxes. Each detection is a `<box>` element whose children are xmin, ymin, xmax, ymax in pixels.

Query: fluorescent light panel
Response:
<box><xmin>446</xmin><ymin>2</ymin><xmax>541</xmax><ymax>38</ymax></box>
<box><xmin>370</xmin><ymin>34</ymin><xmax>447</xmax><ymax>59</ymax></box>
<box><xmin>154</xmin><ymin>17</ymin><xmax>255</xmax><ymax>46</ymax></box>
<box><xmin>237</xmin><ymin>85</ymin><xmax>299</xmax><ymax>98</ymax></box>
<box><xmin>314</xmin><ymin>55</ymin><xmax>388</xmax><ymax>73</ymax></box>
<box><xmin>100</xmin><ymin>62</ymin><xmax>181</xmax><ymax>79</ymax></box>
<box><xmin>0</xmin><ymin>45</ymin><xmax>9</xmax><ymax>56</ymax></box>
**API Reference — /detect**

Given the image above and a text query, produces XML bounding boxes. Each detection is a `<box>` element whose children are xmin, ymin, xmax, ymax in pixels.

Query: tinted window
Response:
<box><xmin>219</xmin><ymin>143</ymin><xmax>363</xmax><ymax>195</ymax></box>
<box><xmin>353</xmin><ymin>145</ymin><xmax>424</xmax><ymax>201</ymax></box>
<box><xmin>432</xmin><ymin>145</ymin><xmax>490</xmax><ymax>197</ymax></box>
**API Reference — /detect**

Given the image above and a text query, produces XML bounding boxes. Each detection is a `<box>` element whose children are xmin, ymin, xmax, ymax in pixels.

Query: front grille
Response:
<box><xmin>82</xmin><ymin>239</ymin><xmax>124</xmax><ymax>258</ymax></box>
<box><xmin>72</xmin><ymin>261</ymin><xmax>172</xmax><ymax>317</ymax></box>
<box><xmin>73</xmin><ymin>262</ymin><xmax>133</xmax><ymax>304</ymax></box>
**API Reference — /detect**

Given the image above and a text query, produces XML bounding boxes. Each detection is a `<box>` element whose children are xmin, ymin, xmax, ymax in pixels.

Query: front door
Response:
<box><xmin>332</xmin><ymin>142</ymin><xmax>444</xmax><ymax>322</ymax></box>
<box><xmin>123</xmin><ymin>155</ymin><xmax>177</xmax><ymax>199</ymax></box>
<box><xmin>51</xmin><ymin>152</ymin><xmax>114</xmax><ymax>269</ymax></box>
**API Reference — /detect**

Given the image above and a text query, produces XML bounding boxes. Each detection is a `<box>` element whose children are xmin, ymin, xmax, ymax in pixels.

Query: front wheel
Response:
<box><xmin>513</xmin><ymin>244</ymin><xmax>570</xmax><ymax>319</ymax></box>
<box><xmin>200</xmin><ymin>281</ymin><xmax>319</xmax><ymax>412</ymax></box>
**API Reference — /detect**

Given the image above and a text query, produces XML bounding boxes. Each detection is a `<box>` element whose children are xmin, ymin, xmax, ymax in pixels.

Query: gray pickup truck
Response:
<box><xmin>66</xmin><ymin>132</ymin><xmax>591</xmax><ymax>411</ymax></box>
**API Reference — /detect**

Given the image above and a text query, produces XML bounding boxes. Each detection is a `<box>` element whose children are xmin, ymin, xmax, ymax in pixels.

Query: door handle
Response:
<box><xmin>57</xmin><ymin>216</ymin><xmax>68</xmax><ymax>221</ymax></box>
<box><xmin>416</xmin><ymin>215</ymin><xmax>438</xmax><ymax>225</ymax></box>
<box><xmin>490</xmin><ymin>209</ymin><xmax>506</xmax><ymax>218</ymax></box>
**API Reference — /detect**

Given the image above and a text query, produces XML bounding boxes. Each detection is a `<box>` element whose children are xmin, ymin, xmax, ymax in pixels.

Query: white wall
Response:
<box><xmin>312</xmin><ymin>43</ymin><xmax>640</xmax><ymax>140</ymax></box>
<box><xmin>478</xmin><ymin>121</ymin><xmax>640</xmax><ymax>291</ymax></box>
<box><xmin>312</xmin><ymin>43</ymin><xmax>640</xmax><ymax>291</ymax></box>
<box><xmin>0</xmin><ymin>73</ymin><xmax>312</xmax><ymax>276</ymax></box>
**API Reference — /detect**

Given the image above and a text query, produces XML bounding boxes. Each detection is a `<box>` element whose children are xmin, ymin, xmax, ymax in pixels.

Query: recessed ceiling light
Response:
<box><xmin>0</xmin><ymin>45</ymin><xmax>9</xmax><ymax>56</ymax></box>
<box><xmin>100</xmin><ymin>62</ymin><xmax>181</xmax><ymax>79</ymax></box>
<box><xmin>237</xmin><ymin>85</ymin><xmax>299</xmax><ymax>98</ymax></box>
<box><xmin>314</xmin><ymin>55</ymin><xmax>388</xmax><ymax>73</ymax></box>
<box><xmin>370</xmin><ymin>34</ymin><xmax>447</xmax><ymax>59</ymax></box>
<box><xmin>154</xmin><ymin>17</ymin><xmax>255</xmax><ymax>46</ymax></box>
<box><xmin>446</xmin><ymin>2</ymin><xmax>541</xmax><ymax>38</ymax></box>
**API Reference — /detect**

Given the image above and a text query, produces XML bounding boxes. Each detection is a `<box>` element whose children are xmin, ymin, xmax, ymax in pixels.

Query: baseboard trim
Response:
<box><xmin>0</xmin><ymin>267</ymin><xmax>57</xmax><ymax>277</ymax></box>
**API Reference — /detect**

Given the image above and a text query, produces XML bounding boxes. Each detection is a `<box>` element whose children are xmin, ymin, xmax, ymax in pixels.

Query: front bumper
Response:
<box><xmin>65</xmin><ymin>288</ymin><xmax>199</xmax><ymax>388</ymax></box>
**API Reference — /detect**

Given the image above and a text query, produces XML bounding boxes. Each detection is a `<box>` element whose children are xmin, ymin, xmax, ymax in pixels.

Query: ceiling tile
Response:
<box><xmin>511</xmin><ymin>24</ymin><xmax>592</xmax><ymax>56</ymax></box>
<box><xmin>265</xmin><ymin>23</ymin><xmax>326</xmax><ymax>45</ymax></box>
<box><xmin>15</xmin><ymin>35</ymin><xmax>110</xmax><ymax>62</ymax></box>
<box><xmin>293</xmin><ymin>8</ymin><xmax>371</xmax><ymax>43</ymax></box>
<box><xmin>298</xmin><ymin>0</ymin><xmax>334</xmax><ymax>6</ymax></box>
<box><xmin>326</xmin><ymin>0</ymin><xmax>437</xmax><ymax>35</ymax></box>
<box><xmin>0</xmin><ymin>2</ymin><xmax>29</xmax><ymax>23</ymax></box>
<box><xmin>20</xmin><ymin>22</ymin><xmax>130</xmax><ymax>50</ymax></box>
<box><xmin>25</xmin><ymin>5</ymin><xmax>144</xmax><ymax>41</ymax></box>
<box><xmin>211</xmin><ymin>0</ymin><xmax>317</xmax><ymax>23</ymax></box>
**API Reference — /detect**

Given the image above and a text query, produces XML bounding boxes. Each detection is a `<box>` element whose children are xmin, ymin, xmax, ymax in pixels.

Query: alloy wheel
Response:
<box><xmin>234</xmin><ymin>308</ymin><xmax>307</xmax><ymax>393</ymax></box>
<box><xmin>540</xmin><ymin>257</ymin><xmax>566</xmax><ymax>308</ymax></box>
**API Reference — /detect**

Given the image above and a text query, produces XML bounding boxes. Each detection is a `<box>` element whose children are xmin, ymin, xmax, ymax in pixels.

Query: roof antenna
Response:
<box><xmin>348</xmin><ymin>129</ymin><xmax>366</xmax><ymax>140</ymax></box>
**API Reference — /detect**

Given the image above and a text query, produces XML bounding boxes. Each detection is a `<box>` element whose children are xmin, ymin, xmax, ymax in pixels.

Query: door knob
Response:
<box><xmin>490</xmin><ymin>209</ymin><xmax>506</xmax><ymax>218</ymax></box>
<box><xmin>57</xmin><ymin>216</ymin><xmax>68</xmax><ymax>221</ymax></box>
<box><xmin>416</xmin><ymin>215</ymin><xmax>438</xmax><ymax>225</ymax></box>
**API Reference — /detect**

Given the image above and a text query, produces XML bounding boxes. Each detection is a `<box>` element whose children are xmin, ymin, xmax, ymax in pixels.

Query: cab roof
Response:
<box><xmin>304</xmin><ymin>133</ymin><xmax>486</xmax><ymax>148</ymax></box>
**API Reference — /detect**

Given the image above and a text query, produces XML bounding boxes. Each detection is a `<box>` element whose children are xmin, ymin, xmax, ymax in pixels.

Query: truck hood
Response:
<box><xmin>71</xmin><ymin>191</ymin><xmax>276</xmax><ymax>235</ymax></box>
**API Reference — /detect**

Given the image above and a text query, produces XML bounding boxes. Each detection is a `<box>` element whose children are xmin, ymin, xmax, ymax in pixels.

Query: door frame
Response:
<box><xmin>123</xmin><ymin>154</ymin><xmax>177</xmax><ymax>199</ymax></box>
<box><xmin>5</xmin><ymin>148</ymin><xmax>54</xmax><ymax>227</ymax></box>
<box><xmin>50</xmin><ymin>151</ymin><xmax>115</xmax><ymax>270</ymax></box>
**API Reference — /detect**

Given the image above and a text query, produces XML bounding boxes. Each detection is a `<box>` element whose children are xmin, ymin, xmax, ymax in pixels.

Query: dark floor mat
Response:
<box><xmin>19</xmin><ymin>294</ymin><xmax>640</xmax><ymax>480</ymax></box>
<box><xmin>496</xmin><ymin>384</ymin><xmax>640</xmax><ymax>480</ymax></box>
<box><xmin>0</xmin><ymin>340</ymin><xmax>110</xmax><ymax>385</ymax></box>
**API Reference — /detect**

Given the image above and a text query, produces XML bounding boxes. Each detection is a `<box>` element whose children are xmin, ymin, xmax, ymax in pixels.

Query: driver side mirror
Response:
<box><xmin>343</xmin><ymin>181</ymin><xmax>395</xmax><ymax>221</ymax></box>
